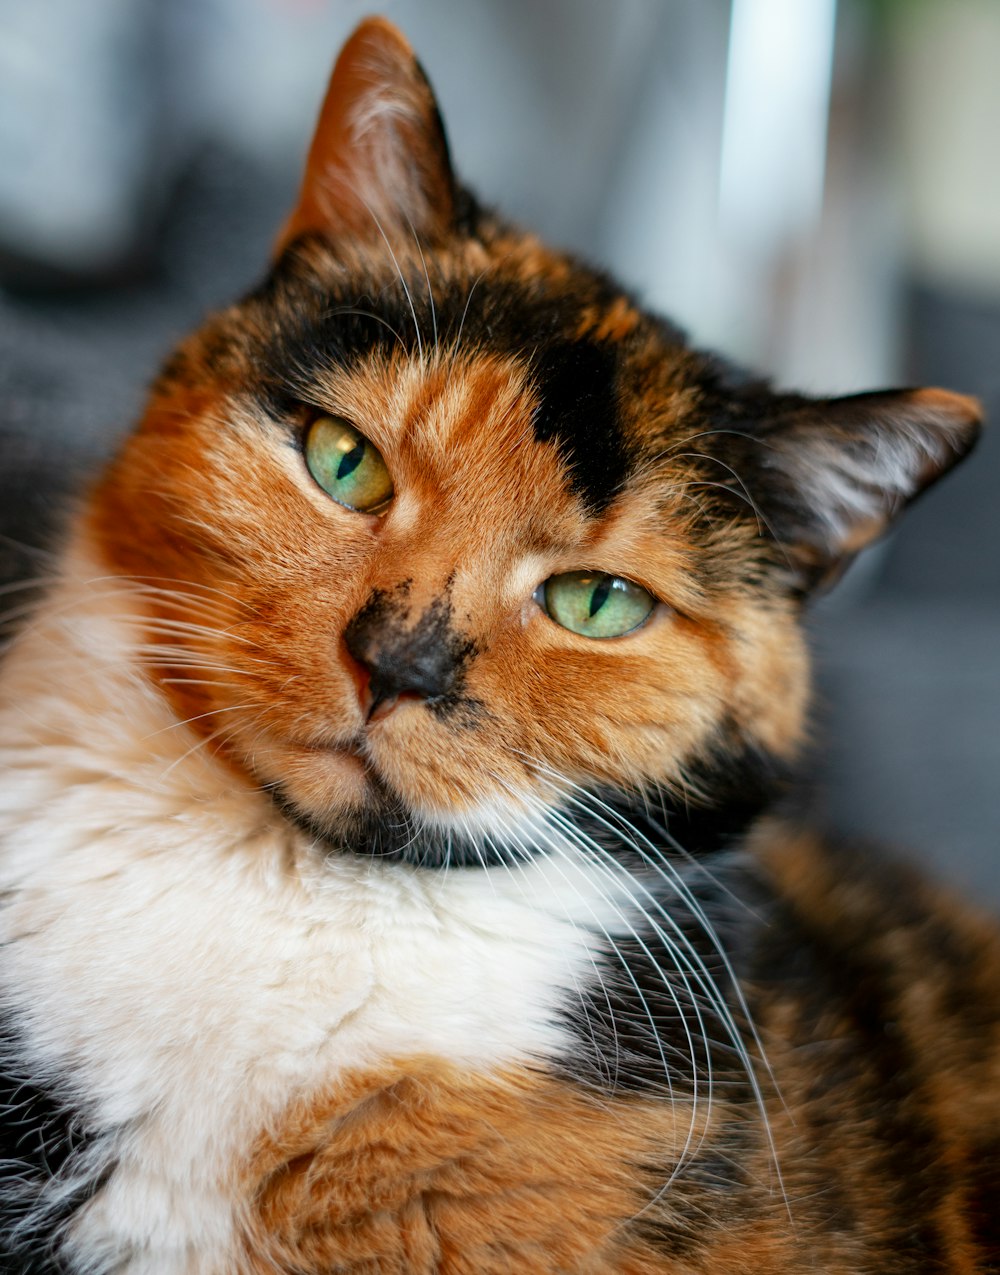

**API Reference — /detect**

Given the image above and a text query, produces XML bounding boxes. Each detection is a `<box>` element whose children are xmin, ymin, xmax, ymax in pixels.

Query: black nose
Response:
<box><xmin>344</xmin><ymin>596</ymin><xmax>461</xmax><ymax>714</ymax></box>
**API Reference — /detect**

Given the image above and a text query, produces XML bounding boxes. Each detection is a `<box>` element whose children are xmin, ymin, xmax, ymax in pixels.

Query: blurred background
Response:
<box><xmin>0</xmin><ymin>0</ymin><xmax>996</xmax><ymax>896</ymax></box>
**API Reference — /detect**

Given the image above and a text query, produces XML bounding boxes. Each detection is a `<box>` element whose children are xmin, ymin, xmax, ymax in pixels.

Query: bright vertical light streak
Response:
<box><xmin>719</xmin><ymin>0</ymin><xmax>837</xmax><ymax>252</ymax></box>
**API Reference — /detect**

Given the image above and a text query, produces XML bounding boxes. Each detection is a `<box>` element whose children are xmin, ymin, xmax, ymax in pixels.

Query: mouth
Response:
<box><xmin>269</xmin><ymin>770</ymin><xmax>440</xmax><ymax>863</ymax></box>
<box><xmin>257</xmin><ymin>737</ymin><xmax>533</xmax><ymax>869</ymax></box>
<box><xmin>238</xmin><ymin>706</ymin><xmax>533</xmax><ymax>869</ymax></box>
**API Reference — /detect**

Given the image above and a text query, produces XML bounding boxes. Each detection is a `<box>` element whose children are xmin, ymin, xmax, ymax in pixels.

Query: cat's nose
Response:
<box><xmin>343</xmin><ymin>601</ymin><xmax>460</xmax><ymax>723</ymax></box>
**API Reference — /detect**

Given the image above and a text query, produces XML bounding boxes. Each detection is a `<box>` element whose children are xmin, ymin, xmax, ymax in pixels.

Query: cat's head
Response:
<box><xmin>88</xmin><ymin>18</ymin><xmax>980</xmax><ymax>865</ymax></box>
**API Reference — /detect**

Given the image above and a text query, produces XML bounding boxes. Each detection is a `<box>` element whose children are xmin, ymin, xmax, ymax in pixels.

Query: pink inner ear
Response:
<box><xmin>274</xmin><ymin>17</ymin><xmax>456</xmax><ymax>257</ymax></box>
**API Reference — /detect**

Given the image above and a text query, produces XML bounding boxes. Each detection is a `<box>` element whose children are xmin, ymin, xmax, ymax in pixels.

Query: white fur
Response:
<box><xmin>0</xmin><ymin>540</ymin><xmax>643</xmax><ymax>1273</ymax></box>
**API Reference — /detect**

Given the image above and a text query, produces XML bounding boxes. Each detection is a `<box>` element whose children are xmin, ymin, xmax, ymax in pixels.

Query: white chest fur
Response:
<box><xmin>0</xmin><ymin>555</ymin><xmax>634</xmax><ymax>1272</ymax></box>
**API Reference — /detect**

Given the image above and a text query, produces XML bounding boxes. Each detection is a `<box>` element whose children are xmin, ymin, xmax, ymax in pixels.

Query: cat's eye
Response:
<box><xmin>304</xmin><ymin>415</ymin><xmax>393</xmax><ymax>513</ymax></box>
<box><xmin>540</xmin><ymin>571</ymin><xmax>656</xmax><ymax>639</ymax></box>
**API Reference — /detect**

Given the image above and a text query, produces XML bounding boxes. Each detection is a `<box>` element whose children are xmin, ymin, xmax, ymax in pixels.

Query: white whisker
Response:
<box><xmin>408</xmin><ymin>219</ymin><xmax>438</xmax><ymax>349</ymax></box>
<box><xmin>361</xmin><ymin>199</ymin><xmax>424</xmax><ymax>362</ymax></box>
<box><xmin>454</xmin><ymin>265</ymin><xmax>490</xmax><ymax>354</ymax></box>
<box><xmin>508</xmin><ymin>753</ymin><xmax>789</xmax><ymax>1216</ymax></box>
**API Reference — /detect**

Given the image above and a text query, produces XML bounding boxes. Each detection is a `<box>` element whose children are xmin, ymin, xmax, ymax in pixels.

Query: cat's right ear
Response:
<box><xmin>275</xmin><ymin>17</ymin><xmax>458</xmax><ymax>255</ymax></box>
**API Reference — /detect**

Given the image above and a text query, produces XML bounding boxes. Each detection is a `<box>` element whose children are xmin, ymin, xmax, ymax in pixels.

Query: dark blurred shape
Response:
<box><xmin>0</xmin><ymin>148</ymin><xmax>288</xmax><ymax>586</ymax></box>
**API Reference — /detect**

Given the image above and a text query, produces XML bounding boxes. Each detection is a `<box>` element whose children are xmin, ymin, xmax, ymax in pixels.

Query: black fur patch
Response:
<box><xmin>964</xmin><ymin>1136</ymin><xmax>1000</xmax><ymax>1258</ymax></box>
<box><xmin>631</xmin><ymin>1142</ymin><xmax>763</xmax><ymax>1258</ymax></box>
<box><xmin>0</xmin><ymin>1012</ymin><xmax>107</xmax><ymax>1272</ymax></box>
<box><xmin>530</xmin><ymin>340</ymin><xmax>630</xmax><ymax>514</ymax></box>
<box><xmin>555</xmin><ymin>831</ymin><xmax>766</xmax><ymax>1096</ymax></box>
<box><xmin>551</xmin><ymin>736</ymin><xmax>787</xmax><ymax>1095</ymax></box>
<box><xmin>596</xmin><ymin>737</ymin><xmax>791</xmax><ymax>862</ymax></box>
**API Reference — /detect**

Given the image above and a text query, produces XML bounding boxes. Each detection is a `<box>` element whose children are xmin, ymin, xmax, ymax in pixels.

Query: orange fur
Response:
<box><xmin>238</xmin><ymin>1060</ymin><xmax>694</xmax><ymax>1274</ymax></box>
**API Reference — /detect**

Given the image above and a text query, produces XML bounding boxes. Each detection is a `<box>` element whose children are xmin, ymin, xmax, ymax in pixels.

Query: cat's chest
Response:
<box><xmin>1</xmin><ymin>811</ymin><xmax>613</xmax><ymax>1076</ymax></box>
<box><xmin>0</xmin><ymin>744</ymin><xmax>630</xmax><ymax>1269</ymax></box>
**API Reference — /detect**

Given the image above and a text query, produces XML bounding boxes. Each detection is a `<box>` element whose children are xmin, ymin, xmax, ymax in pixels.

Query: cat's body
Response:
<box><xmin>1</xmin><ymin>18</ymin><xmax>997</xmax><ymax>1273</ymax></box>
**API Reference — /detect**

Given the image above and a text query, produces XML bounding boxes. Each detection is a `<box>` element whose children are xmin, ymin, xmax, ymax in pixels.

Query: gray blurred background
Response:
<box><xmin>0</xmin><ymin>0</ymin><xmax>996</xmax><ymax>897</ymax></box>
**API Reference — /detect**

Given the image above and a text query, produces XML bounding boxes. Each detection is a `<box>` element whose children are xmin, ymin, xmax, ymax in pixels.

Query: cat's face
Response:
<box><xmin>87</xmin><ymin>19</ymin><xmax>979</xmax><ymax>863</ymax></box>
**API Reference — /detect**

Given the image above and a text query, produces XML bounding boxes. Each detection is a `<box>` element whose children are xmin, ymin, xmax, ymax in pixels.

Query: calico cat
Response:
<box><xmin>1</xmin><ymin>15</ymin><xmax>998</xmax><ymax>1274</ymax></box>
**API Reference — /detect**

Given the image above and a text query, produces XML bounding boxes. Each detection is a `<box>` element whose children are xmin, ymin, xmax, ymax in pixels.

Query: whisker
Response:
<box><xmin>453</xmin><ymin>265</ymin><xmax>490</xmax><ymax>354</ymax></box>
<box><xmin>511</xmin><ymin>754</ymin><xmax>789</xmax><ymax>1214</ymax></box>
<box><xmin>487</xmin><ymin>780</ymin><xmax>709</xmax><ymax>1164</ymax></box>
<box><xmin>408</xmin><ymin>218</ymin><xmax>438</xmax><ymax>349</ymax></box>
<box><xmin>484</xmin><ymin>807</ymin><xmax>624</xmax><ymax>1092</ymax></box>
<box><xmin>322</xmin><ymin>305</ymin><xmax>407</xmax><ymax>354</ymax></box>
<box><xmin>142</xmin><ymin>701</ymin><xmax>261</xmax><ymax>741</ymax></box>
<box><xmin>0</xmin><ymin>576</ymin><xmax>61</xmax><ymax>601</ymax></box>
<box><xmin>537</xmin><ymin>807</ymin><xmax>713</xmax><ymax>1179</ymax></box>
<box><xmin>361</xmin><ymin>199</ymin><xmax>424</xmax><ymax>362</ymax></box>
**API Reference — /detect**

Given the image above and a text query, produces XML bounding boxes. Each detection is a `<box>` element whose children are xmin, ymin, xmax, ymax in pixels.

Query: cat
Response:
<box><xmin>1</xmin><ymin>15</ymin><xmax>998</xmax><ymax>1274</ymax></box>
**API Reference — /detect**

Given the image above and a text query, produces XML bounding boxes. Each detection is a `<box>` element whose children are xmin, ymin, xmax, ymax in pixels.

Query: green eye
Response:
<box><xmin>542</xmin><ymin>571</ymin><xmax>656</xmax><ymax>638</ymax></box>
<box><xmin>304</xmin><ymin>415</ymin><xmax>393</xmax><ymax>512</ymax></box>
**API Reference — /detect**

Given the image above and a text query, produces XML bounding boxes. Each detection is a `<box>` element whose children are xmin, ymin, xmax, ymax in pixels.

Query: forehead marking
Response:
<box><xmin>530</xmin><ymin>340</ymin><xmax>631</xmax><ymax>517</ymax></box>
<box><xmin>255</xmin><ymin>250</ymin><xmax>638</xmax><ymax>517</ymax></box>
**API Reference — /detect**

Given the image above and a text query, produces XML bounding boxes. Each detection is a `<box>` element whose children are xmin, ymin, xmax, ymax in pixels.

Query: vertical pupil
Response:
<box><xmin>588</xmin><ymin>577</ymin><xmax>612</xmax><ymax>617</ymax></box>
<box><xmin>337</xmin><ymin>439</ymin><xmax>365</xmax><ymax>480</ymax></box>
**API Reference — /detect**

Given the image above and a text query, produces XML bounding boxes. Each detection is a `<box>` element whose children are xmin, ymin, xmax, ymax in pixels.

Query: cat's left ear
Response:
<box><xmin>747</xmin><ymin>387</ymin><xmax>982</xmax><ymax>592</ymax></box>
<box><xmin>276</xmin><ymin>17</ymin><xmax>458</xmax><ymax>254</ymax></box>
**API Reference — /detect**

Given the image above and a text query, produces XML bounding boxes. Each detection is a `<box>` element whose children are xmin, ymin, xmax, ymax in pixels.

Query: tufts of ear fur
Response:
<box><xmin>276</xmin><ymin>17</ymin><xmax>457</xmax><ymax>254</ymax></box>
<box><xmin>746</xmin><ymin>387</ymin><xmax>982</xmax><ymax>593</ymax></box>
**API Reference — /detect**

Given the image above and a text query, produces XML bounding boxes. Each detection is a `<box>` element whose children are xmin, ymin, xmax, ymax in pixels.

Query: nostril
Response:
<box><xmin>366</xmin><ymin>691</ymin><xmax>400</xmax><ymax>724</ymax></box>
<box><xmin>341</xmin><ymin>641</ymin><xmax>372</xmax><ymax>713</ymax></box>
<box><xmin>343</xmin><ymin>616</ymin><xmax>379</xmax><ymax>674</ymax></box>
